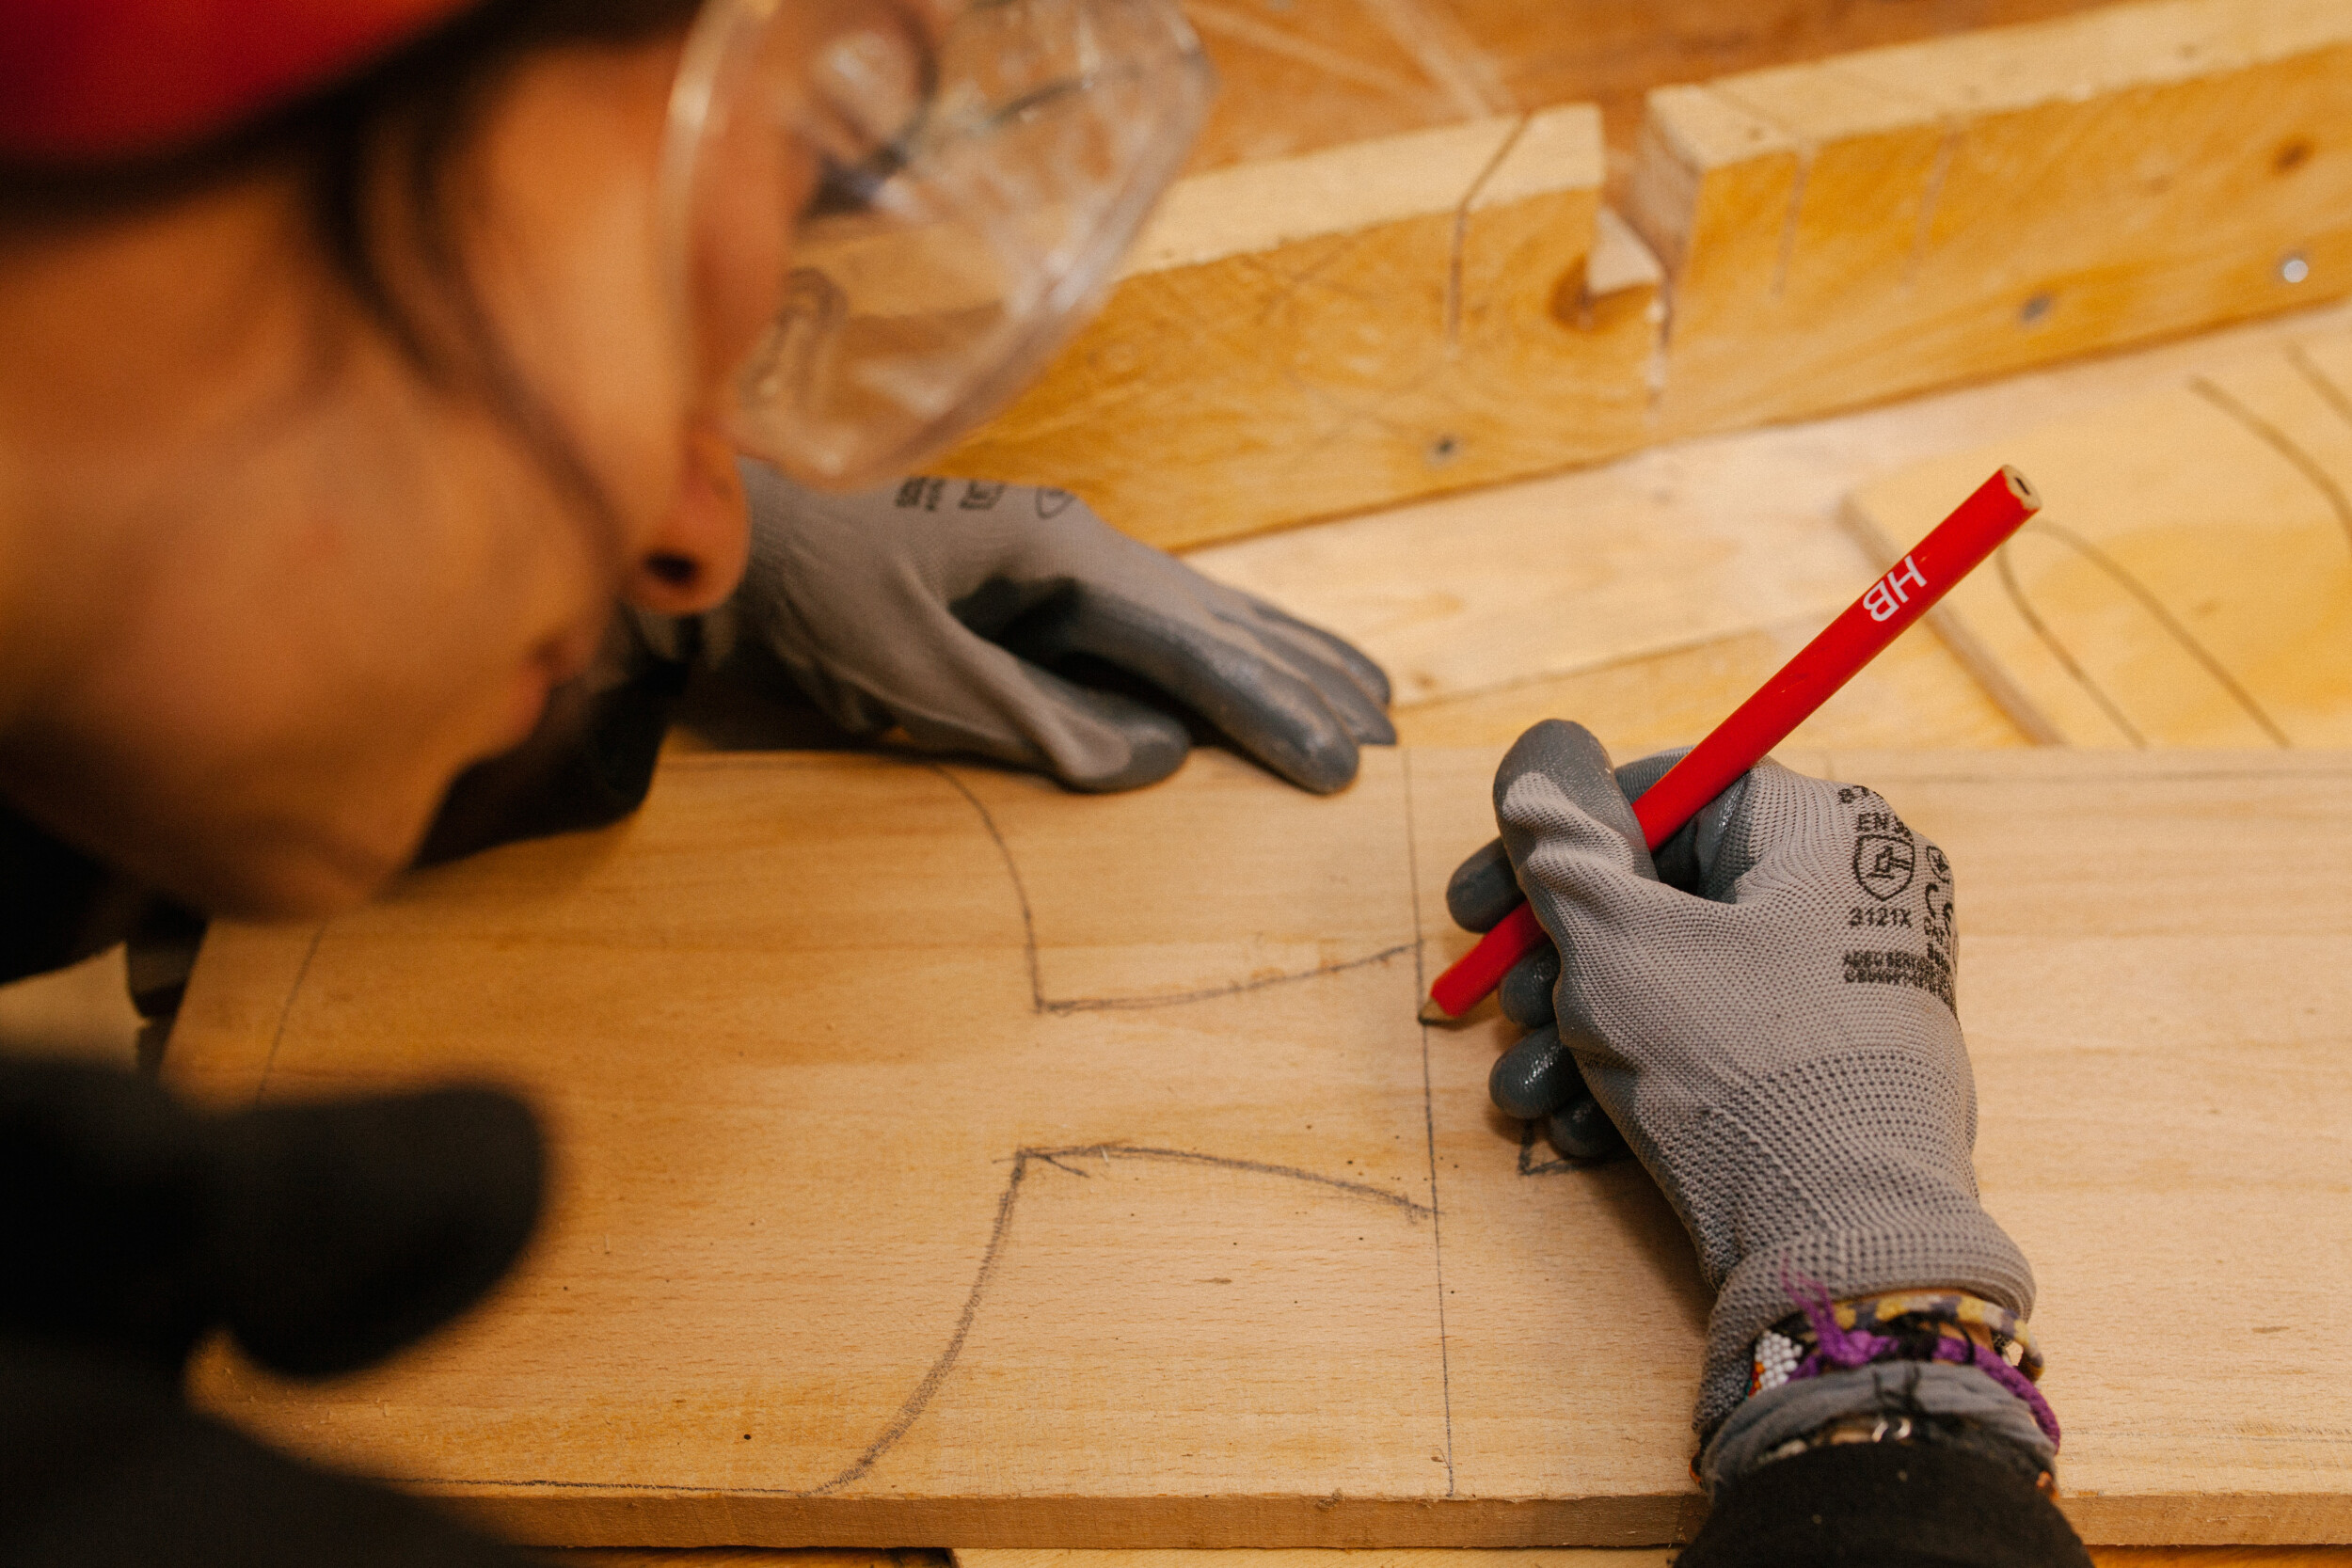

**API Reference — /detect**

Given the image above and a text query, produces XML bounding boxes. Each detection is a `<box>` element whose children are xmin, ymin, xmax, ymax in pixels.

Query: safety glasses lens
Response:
<box><xmin>669</xmin><ymin>0</ymin><xmax>1212</xmax><ymax>489</ymax></box>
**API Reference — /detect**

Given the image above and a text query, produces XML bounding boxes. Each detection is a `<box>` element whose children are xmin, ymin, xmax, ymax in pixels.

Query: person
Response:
<box><xmin>0</xmin><ymin>4</ymin><xmax>2085</xmax><ymax>1565</ymax></box>
<box><xmin>2</xmin><ymin>1</ymin><xmax>1390</xmax><ymax>1560</ymax></box>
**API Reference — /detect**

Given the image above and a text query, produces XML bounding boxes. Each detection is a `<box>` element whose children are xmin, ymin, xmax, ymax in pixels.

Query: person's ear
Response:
<box><xmin>625</xmin><ymin>420</ymin><xmax>751</xmax><ymax>614</ymax></box>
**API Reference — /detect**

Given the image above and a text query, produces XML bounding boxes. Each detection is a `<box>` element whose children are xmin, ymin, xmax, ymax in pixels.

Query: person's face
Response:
<box><xmin>0</xmin><ymin>35</ymin><xmax>815</xmax><ymax>918</ymax></box>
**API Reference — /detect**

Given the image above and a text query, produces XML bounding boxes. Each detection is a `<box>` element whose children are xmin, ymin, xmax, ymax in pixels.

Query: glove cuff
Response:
<box><xmin>1697</xmin><ymin>1212</ymin><xmax>2037</xmax><ymax>1433</ymax></box>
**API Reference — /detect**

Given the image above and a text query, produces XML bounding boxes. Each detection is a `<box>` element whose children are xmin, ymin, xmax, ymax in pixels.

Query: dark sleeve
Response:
<box><xmin>0</xmin><ymin>1058</ymin><xmax>546</xmax><ymax>1566</ymax></box>
<box><xmin>0</xmin><ymin>808</ymin><xmax>154</xmax><ymax>987</ymax></box>
<box><xmin>1</xmin><ymin>1338</ymin><xmax>536</xmax><ymax>1567</ymax></box>
<box><xmin>1677</xmin><ymin>1441</ymin><xmax>2092</xmax><ymax>1568</ymax></box>
<box><xmin>415</xmin><ymin>638</ymin><xmax>688</xmax><ymax>867</ymax></box>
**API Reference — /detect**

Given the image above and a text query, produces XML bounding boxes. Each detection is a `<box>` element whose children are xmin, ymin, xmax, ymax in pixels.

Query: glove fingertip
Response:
<box><xmin>1496</xmin><ymin>942</ymin><xmax>1560</xmax><ymax>1028</ymax></box>
<box><xmin>1546</xmin><ymin>1095</ymin><xmax>1626</xmax><ymax>1163</ymax></box>
<box><xmin>1444</xmin><ymin>838</ymin><xmax>1520</xmax><ymax>932</ymax></box>
<box><xmin>1257</xmin><ymin>724</ymin><xmax>1359</xmax><ymax>795</ymax></box>
<box><xmin>1488</xmin><ymin>1026</ymin><xmax>1582</xmax><ymax>1120</ymax></box>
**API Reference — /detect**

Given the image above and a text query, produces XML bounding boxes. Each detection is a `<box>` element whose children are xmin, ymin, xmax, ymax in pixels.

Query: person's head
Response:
<box><xmin>0</xmin><ymin>0</ymin><xmax>1207</xmax><ymax>918</ymax></box>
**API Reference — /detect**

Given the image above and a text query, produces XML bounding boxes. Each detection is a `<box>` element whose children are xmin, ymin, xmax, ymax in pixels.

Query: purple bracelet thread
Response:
<box><xmin>1780</xmin><ymin>1274</ymin><xmax>2061</xmax><ymax>1449</ymax></box>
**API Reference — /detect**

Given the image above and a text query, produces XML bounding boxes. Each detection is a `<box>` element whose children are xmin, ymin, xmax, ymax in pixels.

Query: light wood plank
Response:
<box><xmin>1187</xmin><ymin>297</ymin><xmax>2352</xmax><ymax>744</ymax></box>
<box><xmin>547</xmin><ymin>1547</ymin><xmax>2352</xmax><ymax>1565</ymax></box>
<box><xmin>1629</xmin><ymin>0</ymin><xmax>2352</xmax><ymax>438</ymax></box>
<box><xmin>1388</xmin><ymin>619</ymin><xmax>2028</xmax><ymax>753</ymax></box>
<box><xmin>948</xmin><ymin>1552</ymin><xmax>2352</xmax><ymax>1568</ymax></box>
<box><xmin>1177</xmin><ymin>0</ymin><xmax>2127</xmax><ymax>174</ymax></box>
<box><xmin>1845</xmin><ymin>326</ymin><xmax>2352</xmax><ymax>748</ymax></box>
<box><xmin>956</xmin><ymin>1553</ymin><xmax>1666</xmax><ymax>1568</ymax></box>
<box><xmin>167</xmin><ymin>749</ymin><xmax>2352</xmax><ymax>1545</ymax></box>
<box><xmin>931</xmin><ymin>107</ymin><xmax>1660</xmax><ymax>550</ymax></box>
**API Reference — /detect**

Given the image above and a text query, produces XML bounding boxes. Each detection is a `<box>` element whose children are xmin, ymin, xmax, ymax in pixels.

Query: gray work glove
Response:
<box><xmin>678</xmin><ymin>465</ymin><xmax>1393</xmax><ymax>793</ymax></box>
<box><xmin>1443</xmin><ymin>721</ymin><xmax>2035</xmax><ymax>1434</ymax></box>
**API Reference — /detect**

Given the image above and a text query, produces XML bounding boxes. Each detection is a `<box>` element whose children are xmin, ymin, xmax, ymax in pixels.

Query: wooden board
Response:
<box><xmin>931</xmin><ymin>107</ymin><xmax>1661</xmax><ymax>550</ymax></box>
<box><xmin>935</xmin><ymin>0</ymin><xmax>2352</xmax><ymax>550</ymax></box>
<box><xmin>1628</xmin><ymin>0</ymin><xmax>2352</xmax><ymax>438</ymax></box>
<box><xmin>167</xmin><ymin>749</ymin><xmax>2352</xmax><ymax>1547</ymax></box>
<box><xmin>946</xmin><ymin>1552</ymin><xmax>2352</xmax><ymax>1568</ymax></box>
<box><xmin>1183</xmin><ymin>297</ymin><xmax>2352</xmax><ymax>755</ymax></box>
<box><xmin>545</xmin><ymin>1551</ymin><xmax>2352</xmax><ymax>1567</ymax></box>
<box><xmin>1179</xmin><ymin>0</ymin><xmax>2117</xmax><ymax>175</ymax></box>
<box><xmin>1845</xmin><ymin>326</ymin><xmax>2352</xmax><ymax>747</ymax></box>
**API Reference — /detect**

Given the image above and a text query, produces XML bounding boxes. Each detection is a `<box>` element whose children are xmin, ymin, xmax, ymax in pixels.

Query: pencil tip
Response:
<box><xmin>1417</xmin><ymin>997</ymin><xmax>1455</xmax><ymax>1026</ymax></box>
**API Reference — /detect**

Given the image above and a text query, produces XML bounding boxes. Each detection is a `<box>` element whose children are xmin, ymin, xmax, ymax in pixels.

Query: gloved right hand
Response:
<box><xmin>1442</xmin><ymin>721</ymin><xmax>2035</xmax><ymax>1435</ymax></box>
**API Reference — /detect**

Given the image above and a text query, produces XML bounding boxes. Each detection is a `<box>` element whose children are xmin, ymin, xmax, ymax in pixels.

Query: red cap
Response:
<box><xmin>0</xmin><ymin>0</ymin><xmax>479</xmax><ymax>163</ymax></box>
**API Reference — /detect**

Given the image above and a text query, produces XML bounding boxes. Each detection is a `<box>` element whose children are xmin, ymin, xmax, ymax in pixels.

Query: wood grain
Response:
<box><xmin>951</xmin><ymin>1552</ymin><xmax>2352</xmax><ymax>1568</ymax></box>
<box><xmin>1385</xmin><ymin>618</ymin><xmax>2028</xmax><ymax>753</ymax></box>
<box><xmin>169</xmin><ymin>749</ymin><xmax>2352</xmax><ymax>1546</ymax></box>
<box><xmin>1183</xmin><ymin>296</ymin><xmax>2352</xmax><ymax>751</ymax></box>
<box><xmin>934</xmin><ymin>0</ymin><xmax>2352</xmax><ymax>549</ymax></box>
<box><xmin>931</xmin><ymin>107</ymin><xmax>1660</xmax><ymax>550</ymax></box>
<box><xmin>1845</xmin><ymin>326</ymin><xmax>2352</xmax><ymax>747</ymax></box>
<box><xmin>1628</xmin><ymin>0</ymin><xmax>2352</xmax><ymax>438</ymax></box>
<box><xmin>1179</xmin><ymin>0</ymin><xmax>2122</xmax><ymax>174</ymax></box>
<box><xmin>544</xmin><ymin>1545</ymin><xmax>2352</xmax><ymax>1565</ymax></box>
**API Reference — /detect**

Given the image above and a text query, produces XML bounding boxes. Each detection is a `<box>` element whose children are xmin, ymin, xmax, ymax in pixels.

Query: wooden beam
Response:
<box><xmin>169</xmin><ymin>748</ymin><xmax>2352</xmax><ymax>1545</ymax></box>
<box><xmin>930</xmin><ymin>106</ymin><xmax>1661</xmax><ymax>551</ymax></box>
<box><xmin>1629</xmin><ymin>0</ymin><xmax>2352</xmax><ymax>436</ymax></box>
<box><xmin>1844</xmin><ymin>325</ymin><xmax>2352</xmax><ymax>747</ymax></box>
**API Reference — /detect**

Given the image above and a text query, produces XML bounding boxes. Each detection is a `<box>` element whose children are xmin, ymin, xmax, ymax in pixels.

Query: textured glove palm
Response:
<box><xmin>682</xmin><ymin>466</ymin><xmax>1394</xmax><ymax>793</ymax></box>
<box><xmin>1450</xmin><ymin>721</ymin><xmax>2034</xmax><ymax>1432</ymax></box>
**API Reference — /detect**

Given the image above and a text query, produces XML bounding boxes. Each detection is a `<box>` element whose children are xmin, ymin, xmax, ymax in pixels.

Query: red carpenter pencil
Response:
<box><xmin>1420</xmin><ymin>464</ymin><xmax>2042</xmax><ymax>1022</ymax></box>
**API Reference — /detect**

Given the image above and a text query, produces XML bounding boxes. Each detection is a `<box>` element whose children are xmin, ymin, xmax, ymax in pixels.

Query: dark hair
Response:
<box><xmin>0</xmin><ymin>0</ymin><xmax>705</xmax><ymax>556</ymax></box>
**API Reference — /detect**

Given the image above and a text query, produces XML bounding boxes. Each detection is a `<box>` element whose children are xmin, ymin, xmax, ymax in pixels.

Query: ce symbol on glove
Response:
<box><xmin>683</xmin><ymin>466</ymin><xmax>1396</xmax><ymax>794</ymax></box>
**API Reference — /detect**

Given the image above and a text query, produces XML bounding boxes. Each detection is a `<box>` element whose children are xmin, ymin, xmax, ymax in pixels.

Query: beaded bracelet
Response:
<box><xmin>1748</xmin><ymin>1275</ymin><xmax>2060</xmax><ymax>1449</ymax></box>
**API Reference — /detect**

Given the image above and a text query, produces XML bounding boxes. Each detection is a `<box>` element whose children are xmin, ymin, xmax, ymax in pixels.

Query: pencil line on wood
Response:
<box><xmin>802</xmin><ymin>1151</ymin><xmax>1038</xmax><ymax>1497</ymax></box>
<box><xmin>1994</xmin><ymin>539</ymin><xmax>2147</xmax><ymax>750</ymax></box>
<box><xmin>1031</xmin><ymin>1143</ymin><xmax>1434</xmax><ymax>1217</ymax></box>
<box><xmin>931</xmin><ymin>762</ymin><xmax>1415</xmax><ymax>1013</ymax></box>
<box><xmin>1518</xmin><ymin>1117</ymin><xmax>1578</xmax><ymax>1177</ymax></box>
<box><xmin>1447</xmin><ymin>112</ymin><xmax>1531</xmax><ymax>352</ymax></box>
<box><xmin>1707</xmin><ymin>84</ymin><xmax>1812</xmax><ymax>304</ymax></box>
<box><xmin>2026</xmin><ymin>515</ymin><xmax>2293</xmax><ymax>749</ymax></box>
<box><xmin>927</xmin><ymin>765</ymin><xmax>1049</xmax><ymax>1012</ymax></box>
<box><xmin>1040</xmin><ymin>944</ymin><xmax>1418</xmax><ymax>1014</ymax></box>
<box><xmin>2190</xmin><ymin>372</ymin><xmax>2352</xmax><ymax>556</ymax></box>
<box><xmin>255</xmin><ymin>925</ymin><xmax>326</xmax><ymax>1106</ymax></box>
<box><xmin>403</xmin><ymin>1141</ymin><xmax>1429</xmax><ymax>1498</ymax></box>
<box><xmin>1403</xmin><ymin>752</ymin><xmax>1458</xmax><ymax>1497</ymax></box>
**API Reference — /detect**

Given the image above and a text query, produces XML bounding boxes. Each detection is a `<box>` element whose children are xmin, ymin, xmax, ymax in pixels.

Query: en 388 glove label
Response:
<box><xmin>1836</xmin><ymin>786</ymin><xmax>1957</xmax><ymax>1013</ymax></box>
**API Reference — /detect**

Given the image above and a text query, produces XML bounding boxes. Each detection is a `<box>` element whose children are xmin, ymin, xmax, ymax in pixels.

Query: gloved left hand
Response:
<box><xmin>666</xmin><ymin>465</ymin><xmax>1395</xmax><ymax>793</ymax></box>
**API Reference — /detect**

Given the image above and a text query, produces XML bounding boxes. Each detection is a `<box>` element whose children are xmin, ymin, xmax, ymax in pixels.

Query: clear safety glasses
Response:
<box><xmin>661</xmin><ymin>0</ymin><xmax>1214</xmax><ymax>488</ymax></box>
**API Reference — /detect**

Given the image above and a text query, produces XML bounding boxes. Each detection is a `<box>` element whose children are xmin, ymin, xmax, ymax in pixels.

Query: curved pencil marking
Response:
<box><xmin>803</xmin><ymin>1141</ymin><xmax>1429</xmax><ymax>1497</ymax></box>
<box><xmin>2010</xmin><ymin>518</ymin><xmax>2292</xmax><ymax>749</ymax></box>
<box><xmin>2194</xmin><ymin>372</ymin><xmax>2352</xmax><ymax>556</ymax></box>
<box><xmin>1995</xmin><ymin>539</ymin><xmax>2146</xmax><ymax>748</ymax></box>
<box><xmin>255</xmin><ymin>925</ymin><xmax>327</xmax><ymax>1106</ymax></box>
<box><xmin>2287</xmin><ymin>341</ymin><xmax>2352</xmax><ymax>466</ymax></box>
<box><xmin>1041</xmin><ymin>944</ymin><xmax>1417</xmax><ymax>1014</ymax></box>
<box><xmin>928</xmin><ymin>763</ymin><xmax>1415</xmax><ymax>1013</ymax></box>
